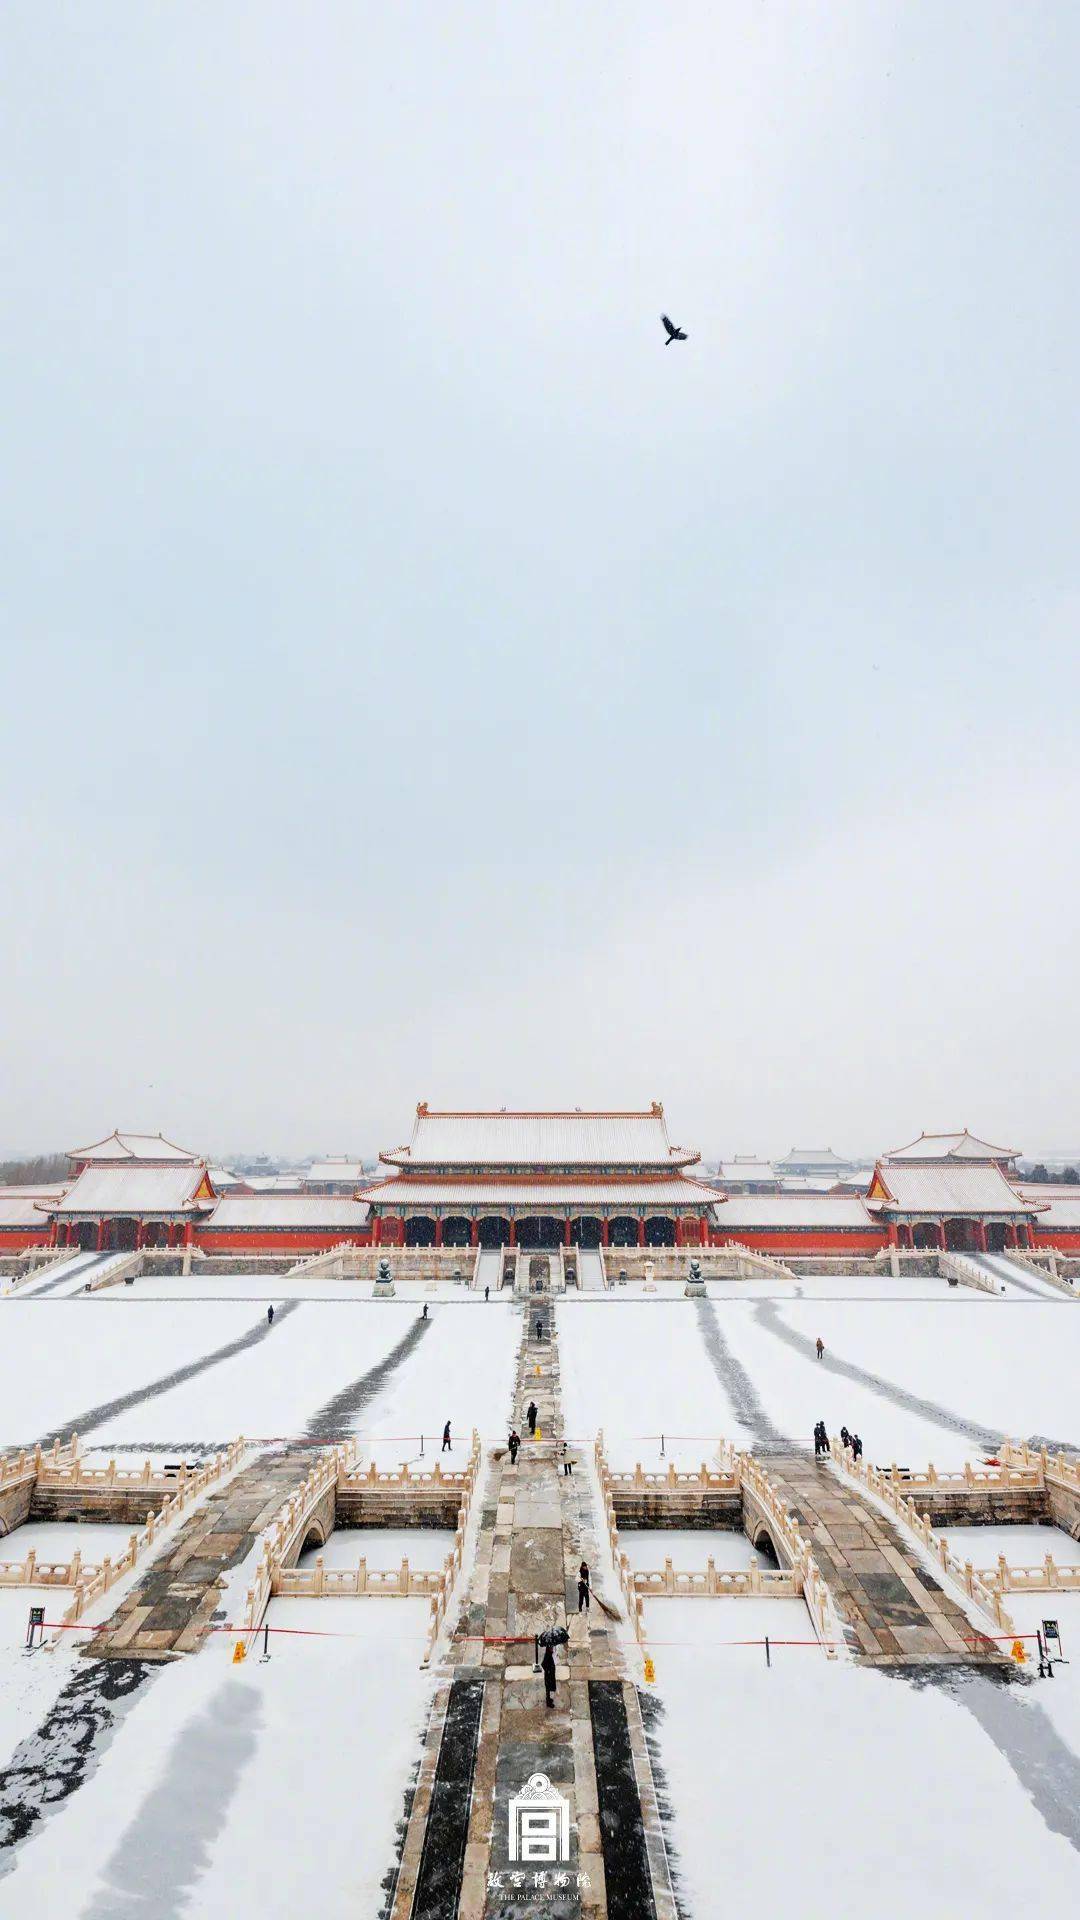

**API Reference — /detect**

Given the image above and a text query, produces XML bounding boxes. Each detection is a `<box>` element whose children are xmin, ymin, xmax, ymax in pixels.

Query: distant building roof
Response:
<box><xmin>773</xmin><ymin>1148</ymin><xmax>853</xmax><ymax>1172</ymax></box>
<box><xmin>382</xmin><ymin>1104</ymin><xmax>696</xmax><ymax>1170</ymax></box>
<box><xmin>866</xmin><ymin>1162</ymin><xmax>1037</xmax><ymax>1216</ymax></box>
<box><xmin>715</xmin><ymin>1158</ymin><xmax>777</xmax><ymax>1179</ymax></box>
<box><xmin>305</xmin><ymin>1159</ymin><xmax>366</xmax><ymax>1183</ymax></box>
<box><xmin>883</xmin><ymin>1130</ymin><xmax>1019</xmax><ymax>1164</ymax></box>
<box><xmin>67</xmin><ymin>1131</ymin><xmax>198</xmax><ymax>1165</ymax></box>
<box><xmin>206</xmin><ymin>1195</ymin><xmax>370</xmax><ymax>1229</ymax></box>
<box><xmin>52</xmin><ymin>1164</ymin><xmax>216</xmax><ymax>1216</ymax></box>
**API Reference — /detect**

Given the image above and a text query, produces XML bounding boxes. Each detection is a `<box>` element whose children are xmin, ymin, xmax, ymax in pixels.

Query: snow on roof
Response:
<box><xmin>773</xmin><ymin>1148</ymin><xmax>852</xmax><ymax>1170</ymax></box>
<box><xmin>867</xmin><ymin>1162</ymin><xmax>1035</xmax><ymax>1215</ymax></box>
<box><xmin>0</xmin><ymin>1193</ymin><xmax>55</xmax><ymax>1229</ymax></box>
<box><xmin>67</xmin><ymin>1131</ymin><xmax>198</xmax><ymax>1165</ymax></box>
<box><xmin>53</xmin><ymin>1164</ymin><xmax>215</xmax><ymax>1215</ymax></box>
<box><xmin>207</xmin><ymin>1195</ymin><xmax>370</xmax><ymax>1229</ymax></box>
<box><xmin>715</xmin><ymin>1193</ymin><xmax>876</xmax><ymax>1229</ymax></box>
<box><xmin>305</xmin><ymin>1160</ymin><xmax>366</xmax><ymax>1181</ymax></box>
<box><xmin>384</xmin><ymin>1104</ymin><xmax>694</xmax><ymax>1169</ymax></box>
<box><xmin>883</xmin><ymin>1129</ymin><xmax>1018</xmax><ymax>1163</ymax></box>
<box><xmin>715</xmin><ymin>1158</ymin><xmax>777</xmax><ymax>1181</ymax></box>
<box><xmin>1017</xmin><ymin>1192</ymin><xmax>1080</xmax><ymax>1227</ymax></box>
<box><xmin>244</xmin><ymin>1174</ymin><xmax>307</xmax><ymax>1191</ymax></box>
<box><xmin>359</xmin><ymin>1174</ymin><xmax>724</xmax><ymax>1208</ymax></box>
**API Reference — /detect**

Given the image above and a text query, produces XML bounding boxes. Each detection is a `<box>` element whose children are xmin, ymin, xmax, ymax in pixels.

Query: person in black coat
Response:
<box><xmin>852</xmin><ymin>1433</ymin><xmax>864</xmax><ymax>1462</ymax></box>
<box><xmin>578</xmin><ymin>1560</ymin><xmax>590</xmax><ymax>1612</ymax></box>
<box><xmin>267</xmin><ymin>1305</ymin><xmax>274</xmax><ymax>1326</ymax></box>
<box><xmin>542</xmin><ymin>1642</ymin><xmax>557</xmax><ymax>1708</ymax></box>
<box><xmin>840</xmin><ymin>1425</ymin><xmax>851</xmax><ymax>1452</ymax></box>
<box><xmin>442</xmin><ymin>1421</ymin><xmax>452</xmax><ymax>1452</ymax></box>
<box><xmin>508</xmin><ymin>1429</ymin><xmax>520</xmax><ymax>1464</ymax></box>
<box><xmin>526</xmin><ymin>1401</ymin><xmax>538</xmax><ymax>1436</ymax></box>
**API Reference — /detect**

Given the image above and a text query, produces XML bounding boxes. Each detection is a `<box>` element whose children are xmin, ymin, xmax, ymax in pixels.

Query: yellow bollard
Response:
<box><xmin>643</xmin><ymin>1655</ymin><xmax>656</xmax><ymax>1683</ymax></box>
<box><xmin>1011</xmin><ymin>1639</ymin><xmax>1027</xmax><ymax>1664</ymax></box>
<box><xmin>535</xmin><ymin>1427</ymin><xmax>542</xmax><ymax>1441</ymax></box>
<box><xmin>535</xmin><ymin>1364</ymin><xmax>541</xmax><ymax>1376</ymax></box>
<box><xmin>232</xmin><ymin>1639</ymin><xmax>247</xmax><ymax>1664</ymax></box>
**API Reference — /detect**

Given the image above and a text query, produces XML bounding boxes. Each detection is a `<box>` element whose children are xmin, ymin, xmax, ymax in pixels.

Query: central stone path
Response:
<box><xmin>390</xmin><ymin>1283</ymin><xmax>676</xmax><ymax>1920</ymax></box>
<box><xmin>90</xmin><ymin>1448</ymin><xmax>312</xmax><ymax>1659</ymax></box>
<box><xmin>765</xmin><ymin>1453</ymin><xmax>1004</xmax><ymax>1665</ymax></box>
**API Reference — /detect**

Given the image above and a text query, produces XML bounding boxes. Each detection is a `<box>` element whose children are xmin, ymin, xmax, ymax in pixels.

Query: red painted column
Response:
<box><xmin>183</xmin><ymin>1220</ymin><xmax>194</xmax><ymax>1250</ymax></box>
<box><xmin>372</xmin><ymin>1216</ymin><xmax>381</xmax><ymax>1246</ymax></box>
<box><xmin>470</xmin><ymin>1219</ymin><xmax>478</xmax><ymax>1248</ymax></box>
<box><xmin>96</xmin><ymin>1219</ymin><xmax>106</xmax><ymax>1252</ymax></box>
<box><xmin>937</xmin><ymin>1222</ymin><xmax>947</xmax><ymax>1252</ymax></box>
<box><xmin>601</xmin><ymin>1219</ymin><xmax>610</xmax><ymax>1248</ymax></box>
<box><xmin>637</xmin><ymin>1217</ymin><xmax>646</xmax><ymax>1248</ymax></box>
<box><xmin>434</xmin><ymin>1219</ymin><xmax>443</xmax><ymax>1248</ymax></box>
<box><xmin>509</xmin><ymin>1219</ymin><xmax>517</xmax><ymax>1248</ymax></box>
<box><xmin>564</xmin><ymin>1218</ymin><xmax>572</xmax><ymax>1247</ymax></box>
<box><xmin>1005</xmin><ymin>1222</ymin><xmax>1017</xmax><ymax>1249</ymax></box>
<box><xmin>887</xmin><ymin>1222</ymin><xmax>898</xmax><ymax>1249</ymax></box>
<box><xmin>136</xmin><ymin>1221</ymin><xmax>145</xmax><ymax>1251</ymax></box>
<box><xmin>975</xmin><ymin>1221</ymin><xmax>987</xmax><ymax>1253</ymax></box>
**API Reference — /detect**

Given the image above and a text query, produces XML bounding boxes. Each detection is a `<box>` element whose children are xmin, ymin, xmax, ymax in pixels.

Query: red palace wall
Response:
<box><xmin>711</xmin><ymin>1227</ymin><xmax>889</xmax><ymax>1256</ymax></box>
<box><xmin>0</xmin><ymin>1229</ymin><xmax>51</xmax><ymax>1252</ymax></box>
<box><xmin>1034</xmin><ymin>1230</ymin><xmax>1080</xmax><ymax>1254</ymax></box>
<box><xmin>196</xmin><ymin>1229</ymin><xmax>374</xmax><ymax>1254</ymax></box>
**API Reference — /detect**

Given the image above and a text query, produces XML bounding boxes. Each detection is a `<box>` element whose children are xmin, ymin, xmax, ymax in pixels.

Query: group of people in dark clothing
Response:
<box><xmin>814</xmin><ymin>1419</ymin><xmax>864</xmax><ymax>1461</ymax></box>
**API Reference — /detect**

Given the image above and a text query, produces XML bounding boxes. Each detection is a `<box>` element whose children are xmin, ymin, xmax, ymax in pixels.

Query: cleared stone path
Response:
<box><xmin>90</xmin><ymin>1447</ymin><xmax>311</xmax><ymax>1659</ymax></box>
<box><xmin>389</xmin><ymin>1288</ymin><xmax>675</xmax><ymax>1920</ymax></box>
<box><xmin>766</xmin><ymin>1454</ymin><xmax>1003</xmax><ymax>1667</ymax></box>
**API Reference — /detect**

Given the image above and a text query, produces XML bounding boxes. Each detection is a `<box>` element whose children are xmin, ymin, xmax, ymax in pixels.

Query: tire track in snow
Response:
<box><xmin>29</xmin><ymin>1299</ymin><xmax>303</xmax><ymax>1450</ymax></box>
<box><xmin>890</xmin><ymin>1667</ymin><xmax>1080</xmax><ymax>1857</ymax></box>
<box><xmin>78</xmin><ymin>1680</ymin><xmax>262</xmax><ymax>1919</ymax></box>
<box><xmin>751</xmin><ymin>1299</ymin><xmax>1079</xmax><ymax>1454</ymax></box>
<box><xmin>301</xmin><ymin>1315</ymin><xmax>433</xmax><ymax>1441</ymax></box>
<box><xmin>694</xmin><ymin>1299</ymin><xmax>790</xmax><ymax>1449</ymax></box>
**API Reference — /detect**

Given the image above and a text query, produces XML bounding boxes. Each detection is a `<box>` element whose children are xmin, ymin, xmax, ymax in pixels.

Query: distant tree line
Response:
<box><xmin>0</xmin><ymin>1153</ymin><xmax>68</xmax><ymax>1185</ymax></box>
<box><xmin>1024</xmin><ymin>1163</ymin><xmax>1080</xmax><ymax>1184</ymax></box>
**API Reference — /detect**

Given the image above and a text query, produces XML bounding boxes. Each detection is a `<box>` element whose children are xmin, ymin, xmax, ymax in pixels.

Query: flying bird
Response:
<box><xmin>661</xmin><ymin>313</ymin><xmax>688</xmax><ymax>345</ymax></box>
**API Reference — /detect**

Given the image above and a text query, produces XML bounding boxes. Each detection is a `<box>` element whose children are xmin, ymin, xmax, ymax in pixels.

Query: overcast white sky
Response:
<box><xmin>2</xmin><ymin>3</ymin><xmax>1078</xmax><ymax>1162</ymax></box>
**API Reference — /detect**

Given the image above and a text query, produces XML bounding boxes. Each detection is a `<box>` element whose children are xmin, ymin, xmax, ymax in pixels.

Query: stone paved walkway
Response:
<box><xmin>90</xmin><ymin>1448</ymin><xmax>312</xmax><ymax>1659</ymax></box>
<box><xmin>766</xmin><ymin>1454</ymin><xmax>1004</xmax><ymax>1666</ymax></box>
<box><xmin>390</xmin><ymin>1280</ymin><xmax>675</xmax><ymax>1920</ymax></box>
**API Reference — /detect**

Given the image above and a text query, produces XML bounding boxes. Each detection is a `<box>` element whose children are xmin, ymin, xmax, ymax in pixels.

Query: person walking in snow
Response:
<box><xmin>840</xmin><ymin>1425</ymin><xmax>851</xmax><ymax>1453</ymax></box>
<box><xmin>578</xmin><ymin>1560</ymin><xmax>591</xmax><ymax>1612</ymax></box>
<box><xmin>508</xmin><ymin>1429</ymin><xmax>520</xmax><ymax>1465</ymax></box>
<box><xmin>267</xmin><ymin>1305</ymin><xmax>274</xmax><ymax>1326</ymax></box>
<box><xmin>542</xmin><ymin>1641</ymin><xmax>557</xmax><ymax>1709</ymax></box>
<box><xmin>535</xmin><ymin>1317</ymin><xmax>543</xmax><ymax>1341</ymax></box>
<box><xmin>484</xmin><ymin>1285</ymin><xmax>490</xmax><ymax>1302</ymax></box>
<box><xmin>526</xmin><ymin>1400</ymin><xmax>538</xmax><ymax>1436</ymax></box>
<box><xmin>852</xmin><ymin>1433</ymin><xmax>863</xmax><ymax>1463</ymax></box>
<box><xmin>421</xmin><ymin>1303</ymin><xmax>428</xmax><ymax>1319</ymax></box>
<box><xmin>561</xmin><ymin>1442</ymin><xmax>574</xmax><ymax>1477</ymax></box>
<box><xmin>815</xmin><ymin>1336</ymin><xmax>824</xmax><ymax>1360</ymax></box>
<box><xmin>442</xmin><ymin>1420</ymin><xmax>452</xmax><ymax>1453</ymax></box>
<box><xmin>813</xmin><ymin>1421</ymin><xmax>827</xmax><ymax>1458</ymax></box>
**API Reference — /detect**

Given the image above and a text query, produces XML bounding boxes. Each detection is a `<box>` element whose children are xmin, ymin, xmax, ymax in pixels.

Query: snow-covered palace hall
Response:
<box><xmin>0</xmin><ymin>1106</ymin><xmax>1079</xmax><ymax>1920</ymax></box>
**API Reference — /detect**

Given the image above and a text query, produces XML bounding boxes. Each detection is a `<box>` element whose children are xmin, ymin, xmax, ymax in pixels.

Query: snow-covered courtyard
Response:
<box><xmin>0</xmin><ymin>1274</ymin><xmax>1078</xmax><ymax>1916</ymax></box>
